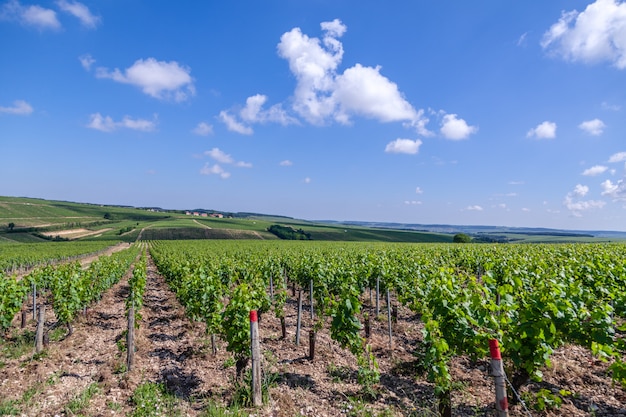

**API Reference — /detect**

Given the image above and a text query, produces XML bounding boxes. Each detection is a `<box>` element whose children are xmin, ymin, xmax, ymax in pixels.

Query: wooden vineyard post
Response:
<box><xmin>280</xmin><ymin>317</ymin><xmax>287</xmax><ymax>339</ymax></box>
<box><xmin>364</xmin><ymin>313</ymin><xmax>370</xmax><ymax>339</ymax></box>
<box><xmin>296</xmin><ymin>290</ymin><xmax>302</xmax><ymax>346</ymax></box>
<box><xmin>35</xmin><ymin>304</ymin><xmax>45</xmax><ymax>353</ymax></box>
<box><xmin>21</xmin><ymin>309</ymin><xmax>27</xmax><ymax>328</ymax></box>
<box><xmin>127</xmin><ymin>305</ymin><xmax>135</xmax><ymax>372</ymax></box>
<box><xmin>250</xmin><ymin>310</ymin><xmax>262</xmax><ymax>407</ymax></box>
<box><xmin>489</xmin><ymin>339</ymin><xmax>509</xmax><ymax>417</ymax></box>
<box><xmin>309</xmin><ymin>330</ymin><xmax>316</xmax><ymax>360</ymax></box>
<box><xmin>386</xmin><ymin>289</ymin><xmax>392</xmax><ymax>350</ymax></box>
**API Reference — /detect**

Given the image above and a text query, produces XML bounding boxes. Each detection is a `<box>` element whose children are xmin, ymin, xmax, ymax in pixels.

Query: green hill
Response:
<box><xmin>0</xmin><ymin>196</ymin><xmax>452</xmax><ymax>243</ymax></box>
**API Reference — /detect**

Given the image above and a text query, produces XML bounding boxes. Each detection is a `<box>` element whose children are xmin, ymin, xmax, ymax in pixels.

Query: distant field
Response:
<box><xmin>2</xmin><ymin>195</ymin><xmax>618</xmax><ymax>244</ymax></box>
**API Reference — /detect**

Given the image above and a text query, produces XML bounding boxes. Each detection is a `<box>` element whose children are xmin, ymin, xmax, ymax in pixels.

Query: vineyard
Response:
<box><xmin>1</xmin><ymin>240</ymin><xmax>626</xmax><ymax>416</ymax></box>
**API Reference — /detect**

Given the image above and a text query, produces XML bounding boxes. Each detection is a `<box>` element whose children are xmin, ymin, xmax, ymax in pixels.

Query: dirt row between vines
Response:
<box><xmin>1</xmin><ymin>251</ymin><xmax>626</xmax><ymax>416</ymax></box>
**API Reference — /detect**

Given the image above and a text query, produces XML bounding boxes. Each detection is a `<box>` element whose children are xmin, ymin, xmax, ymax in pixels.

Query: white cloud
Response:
<box><xmin>608</xmin><ymin>151</ymin><xmax>626</xmax><ymax>163</ymax></box>
<box><xmin>582</xmin><ymin>165</ymin><xmax>608</xmax><ymax>176</ymax></box>
<box><xmin>465</xmin><ymin>205</ymin><xmax>483</xmax><ymax>211</ymax></box>
<box><xmin>440</xmin><ymin>113</ymin><xmax>477</xmax><ymax>140</ymax></box>
<box><xmin>304</xmin><ymin>177</ymin><xmax>312</xmax><ymax>184</ymax></box>
<box><xmin>220</xmin><ymin>94</ymin><xmax>298</xmax><ymax>133</ymax></box>
<box><xmin>0</xmin><ymin>99</ymin><xmax>33</xmax><ymax>115</ymax></box>
<box><xmin>404</xmin><ymin>200</ymin><xmax>422</xmax><ymax>205</ymax></box>
<box><xmin>203</xmin><ymin>148</ymin><xmax>252</xmax><ymax>171</ymax></box>
<box><xmin>276</xmin><ymin>19</ymin><xmax>429</xmax><ymax>131</ymax></box>
<box><xmin>415</xmin><ymin>187</ymin><xmax>423</xmax><ymax>194</ymax></box>
<box><xmin>200</xmin><ymin>163</ymin><xmax>230</xmax><ymax>179</ymax></box>
<box><xmin>573</xmin><ymin>184</ymin><xmax>589</xmax><ymax>197</ymax></box>
<box><xmin>602</xmin><ymin>101</ymin><xmax>621</xmax><ymax>111</ymax></box>
<box><xmin>509</xmin><ymin>181</ymin><xmax>525</xmax><ymax>185</ymax></box>
<box><xmin>192</xmin><ymin>122</ymin><xmax>213</xmax><ymax>136</ymax></box>
<box><xmin>517</xmin><ymin>32</ymin><xmax>528</xmax><ymax>47</ymax></box>
<box><xmin>1</xmin><ymin>0</ymin><xmax>60</xmax><ymax>30</ymax></box>
<box><xmin>95</xmin><ymin>58</ymin><xmax>195</xmax><ymax>101</ymax></box>
<box><xmin>563</xmin><ymin>184</ymin><xmax>606</xmax><ymax>216</ymax></box>
<box><xmin>56</xmin><ymin>0</ymin><xmax>99</xmax><ymax>28</ymax></box>
<box><xmin>205</xmin><ymin>148</ymin><xmax>234</xmax><ymax>164</ymax></box>
<box><xmin>333</xmin><ymin>64</ymin><xmax>419</xmax><ymax>124</ymax></box>
<box><xmin>219</xmin><ymin>111</ymin><xmax>253</xmax><ymax>135</ymax></box>
<box><xmin>79</xmin><ymin>54</ymin><xmax>95</xmax><ymax>71</ymax></box>
<box><xmin>527</xmin><ymin>121</ymin><xmax>557</xmax><ymax>139</ymax></box>
<box><xmin>279</xmin><ymin>160</ymin><xmax>293</xmax><ymax>166</ymax></box>
<box><xmin>542</xmin><ymin>0</ymin><xmax>626</xmax><ymax>69</ymax></box>
<box><xmin>578</xmin><ymin>118</ymin><xmax>606</xmax><ymax>135</ymax></box>
<box><xmin>384</xmin><ymin>138</ymin><xmax>422</xmax><ymax>155</ymax></box>
<box><xmin>601</xmin><ymin>178</ymin><xmax>626</xmax><ymax>200</ymax></box>
<box><xmin>86</xmin><ymin>113</ymin><xmax>157</xmax><ymax>132</ymax></box>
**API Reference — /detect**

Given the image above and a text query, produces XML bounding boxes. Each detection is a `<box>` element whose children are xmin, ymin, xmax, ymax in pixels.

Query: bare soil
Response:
<box><xmin>1</xmin><ymin>252</ymin><xmax>625</xmax><ymax>416</ymax></box>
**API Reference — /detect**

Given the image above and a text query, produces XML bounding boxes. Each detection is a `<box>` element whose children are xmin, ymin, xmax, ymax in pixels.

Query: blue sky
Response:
<box><xmin>1</xmin><ymin>0</ymin><xmax>626</xmax><ymax>231</ymax></box>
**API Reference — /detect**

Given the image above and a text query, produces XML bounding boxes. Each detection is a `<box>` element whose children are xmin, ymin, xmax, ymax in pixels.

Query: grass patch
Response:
<box><xmin>64</xmin><ymin>382</ymin><xmax>100</xmax><ymax>415</ymax></box>
<box><xmin>0</xmin><ymin>329</ymin><xmax>35</xmax><ymax>360</ymax></box>
<box><xmin>201</xmin><ymin>401</ymin><xmax>247</xmax><ymax>417</ymax></box>
<box><xmin>130</xmin><ymin>381</ymin><xmax>182</xmax><ymax>417</ymax></box>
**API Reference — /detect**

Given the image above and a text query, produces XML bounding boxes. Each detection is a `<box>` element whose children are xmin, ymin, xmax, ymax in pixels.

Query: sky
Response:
<box><xmin>1</xmin><ymin>0</ymin><xmax>626</xmax><ymax>231</ymax></box>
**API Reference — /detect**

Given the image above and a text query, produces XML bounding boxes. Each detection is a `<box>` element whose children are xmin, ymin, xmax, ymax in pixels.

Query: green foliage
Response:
<box><xmin>452</xmin><ymin>233</ymin><xmax>472</xmax><ymax>243</ymax></box>
<box><xmin>64</xmin><ymin>382</ymin><xmax>100</xmax><ymax>415</ymax></box>
<box><xmin>268</xmin><ymin>224</ymin><xmax>311</xmax><ymax>240</ymax></box>
<box><xmin>130</xmin><ymin>382</ymin><xmax>182</xmax><ymax>417</ymax></box>
<box><xmin>127</xmin><ymin>253</ymin><xmax>147</xmax><ymax>325</ymax></box>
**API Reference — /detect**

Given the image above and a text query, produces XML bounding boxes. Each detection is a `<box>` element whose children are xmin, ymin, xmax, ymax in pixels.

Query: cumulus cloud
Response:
<box><xmin>404</xmin><ymin>200</ymin><xmax>422</xmax><ymax>205</ymax></box>
<box><xmin>95</xmin><ymin>58</ymin><xmax>195</xmax><ymax>101</ymax></box>
<box><xmin>601</xmin><ymin>178</ymin><xmax>626</xmax><ymax>200</ymax></box>
<box><xmin>200</xmin><ymin>163</ymin><xmax>230</xmax><ymax>179</ymax></box>
<box><xmin>79</xmin><ymin>54</ymin><xmax>95</xmax><ymax>70</ymax></box>
<box><xmin>219</xmin><ymin>111</ymin><xmax>253</xmax><ymax>135</ymax></box>
<box><xmin>1</xmin><ymin>0</ymin><xmax>61</xmax><ymax>30</ymax></box>
<box><xmin>276</xmin><ymin>19</ymin><xmax>429</xmax><ymax>130</ymax></box>
<box><xmin>415</xmin><ymin>187</ymin><xmax>423</xmax><ymax>194</ymax></box>
<box><xmin>582</xmin><ymin>165</ymin><xmax>608</xmax><ymax>176</ymax></box>
<box><xmin>465</xmin><ymin>205</ymin><xmax>484</xmax><ymax>211</ymax></box>
<box><xmin>219</xmin><ymin>94</ymin><xmax>298</xmax><ymax>133</ymax></box>
<box><xmin>541</xmin><ymin>0</ymin><xmax>626</xmax><ymax>69</ymax></box>
<box><xmin>384</xmin><ymin>138</ymin><xmax>422</xmax><ymax>155</ymax></box>
<box><xmin>608</xmin><ymin>151</ymin><xmax>626</xmax><ymax>163</ymax></box>
<box><xmin>205</xmin><ymin>148</ymin><xmax>234</xmax><ymax>164</ymax></box>
<box><xmin>0</xmin><ymin>99</ymin><xmax>33</xmax><ymax>115</ymax></box>
<box><xmin>527</xmin><ymin>121</ymin><xmax>557</xmax><ymax>139</ymax></box>
<box><xmin>56</xmin><ymin>0</ymin><xmax>99</xmax><ymax>28</ymax></box>
<box><xmin>86</xmin><ymin>113</ymin><xmax>157</xmax><ymax>132</ymax></box>
<box><xmin>279</xmin><ymin>160</ymin><xmax>293</xmax><ymax>166</ymax></box>
<box><xmin>578</xmin><ymin>118</ymin><xmax>606</xmax><ymax>135</ymax></box>
<box><xmin>563</xmin><ymin>183</ymin><xmax>606</xmax><ymax>216</ymax></box>
<box><xmin>440</xmin><ymin>113</ymin><xmax>478</xmax><ymax>140</ymax></box>
<box><xmin>192</xmin><ymin>122</ymin><xmax>213</xmax><ymax>136</ymax></box>
<box><xmin>304</xmin><ymin>177</ymin><xmax>312</xmax><ymax>184</ymax></box>
<box><xmin>202</xmin><ymin>148</ymin><xmax>252</xmax><ymax>177</ymax></box>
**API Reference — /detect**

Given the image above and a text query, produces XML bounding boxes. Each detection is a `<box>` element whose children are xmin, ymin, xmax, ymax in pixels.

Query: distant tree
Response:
<box><xmin>7</xmin><ymin>222</ymin><xmax>15</xmax><ymax>231</ymax></box>
<box><xmin>453</xmin><ymin>233</ymin><xmax>472</xmax><ymax>243</ymax></box>
<box><xmin>103</xmin><ymin>213</ymin><xmax>112</xmax><ymax>220</ymax></box>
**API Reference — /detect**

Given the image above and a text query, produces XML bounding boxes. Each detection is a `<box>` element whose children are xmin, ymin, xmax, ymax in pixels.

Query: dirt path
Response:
<box><xmin>193</xmin><ymin>219</ymin><xmax>212</xmax><ymax>229</ymax></box>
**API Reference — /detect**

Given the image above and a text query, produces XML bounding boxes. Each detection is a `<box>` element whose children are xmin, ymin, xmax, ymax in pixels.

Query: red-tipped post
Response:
<box><xmin>250</xmin><ymin>310</ymin><xmax>262</xmax><ymax>407</ymax></box>
<box><xmin>489</xmin><ymin>339</ymin><xmax>509</xmax><ymax>416</ymax></box>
